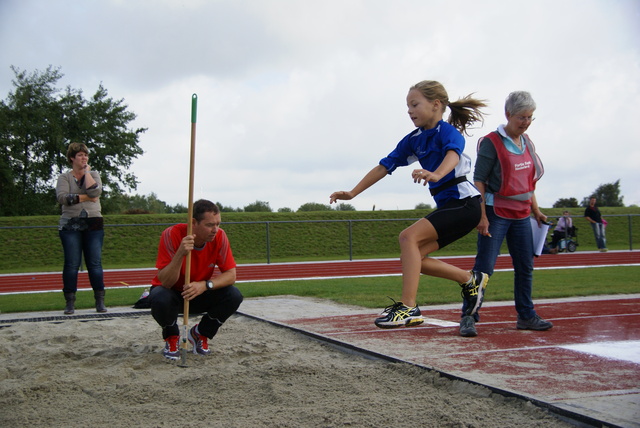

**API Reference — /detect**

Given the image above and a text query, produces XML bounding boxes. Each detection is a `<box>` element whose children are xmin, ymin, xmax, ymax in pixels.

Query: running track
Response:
<box><xmin>1</xmin><ymin>251</ymin><xmax>638</xmax><ymax>294</ymax></box>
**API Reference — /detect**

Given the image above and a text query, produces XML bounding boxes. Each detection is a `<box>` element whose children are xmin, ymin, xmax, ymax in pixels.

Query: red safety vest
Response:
<box><xmin>483</xmin><ymin>132</ymin><xmax>544</xmax><ymax>219</ymax></box>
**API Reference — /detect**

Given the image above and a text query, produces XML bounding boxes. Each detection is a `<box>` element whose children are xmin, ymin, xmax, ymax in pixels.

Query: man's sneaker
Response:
<box><xmin>460</xmin><ymin>271</ymin><xmax>489</xmax><ymax>316</ymax></box>
<box><xmin>374</xmin><ymin>299</ymin><xmax>424</xmax><ymax>329</ymax></box>
<box><xmin>459</xmin><ymin>315</ymin><xmax>477</xmax><ymax>337</ymax></box>
<box><xmin>162</xmin><ymin>335</ymin><xmax>180</xmax><ymax>360</ymax></box>
<box><xmin>516</xmin><ymin>315</ymin><xmax>553</xmax><ymax>331</ymax></box>
<box><xmin>188</xmin><ymin>324</ymin><xmax>211</xmax><ymax>355</ymax></box>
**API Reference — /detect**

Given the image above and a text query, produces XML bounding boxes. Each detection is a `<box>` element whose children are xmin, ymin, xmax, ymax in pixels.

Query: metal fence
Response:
<box><xmin>1</xmin><ymin>214</ymin><xmax>638</xmax><ymax>269</ymax></box>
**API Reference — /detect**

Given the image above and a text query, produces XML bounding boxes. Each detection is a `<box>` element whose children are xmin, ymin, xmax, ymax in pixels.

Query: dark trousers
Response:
<box><xmin>59</xmin><ymin>228</ymin><xmax>105</xmax><ymax>293</ymax></box>
<box><xmin>465</xmin><ymin>206</ymin><xmax>536</xmax><ymax>320</ymax></box>
<box><xmin>149</xmin><ymin>285</ymin><xmax>243</xmax><ymax>339</ymax></box>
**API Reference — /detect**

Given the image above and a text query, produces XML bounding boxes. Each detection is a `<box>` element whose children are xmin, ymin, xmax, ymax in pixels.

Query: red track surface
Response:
<box><xmin>274</xmin><ymin>296</ymin><xmax>640</xmax><ymax>427</ymax></box>
<box><xmin>1</xmin><ymin>250</ymin><xmax>639</xmax><ymax>294</ymax></box>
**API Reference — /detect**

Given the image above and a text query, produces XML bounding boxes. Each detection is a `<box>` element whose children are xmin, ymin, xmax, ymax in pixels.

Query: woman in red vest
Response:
<box><xmin>460</xmin><ymin>91</ymin><xmax>553</xmax><ymax>337</ymax></box>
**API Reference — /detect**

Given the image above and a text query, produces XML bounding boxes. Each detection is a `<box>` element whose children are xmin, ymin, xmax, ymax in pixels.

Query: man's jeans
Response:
<box><xmin>149</xmin><ymin>285</ymin><xmax>243</xmax><ymax>339</ymax></box>
<box><xmin>463</xmin><ymin>206</ymin><xmax>537</xmax><ymax>320</ymax></box>
<box><xmin>59</xmin><ymin>229</ymin><xmax>105</xmax><ymax>293</ymax></box>
<box><xmin>590</xmin><ymin>222</ymin><xmax>607</xmax><ymax>249</ymax></box>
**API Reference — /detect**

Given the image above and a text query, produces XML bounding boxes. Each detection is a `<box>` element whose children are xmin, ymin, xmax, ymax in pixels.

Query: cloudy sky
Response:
<box><xmin>1</xmin><ymin>0</ymin><xmax>639</xmax><ymax>211</ymax></box>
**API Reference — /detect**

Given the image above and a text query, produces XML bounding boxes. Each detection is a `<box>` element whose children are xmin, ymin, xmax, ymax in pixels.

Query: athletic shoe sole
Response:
<box><xmin>374</xmin><ymin>316</ymin><xmax>424</xmax><ymax>329</ymax></box>
<box><xmin>516</xmin><ymin>320</ymin><xmax>553</xmax><ymax>331</ymax></box>
<box><xmin>163</xmin><ymin>353</ymin><xmax>180</xmax><ymax>361</ymax></box>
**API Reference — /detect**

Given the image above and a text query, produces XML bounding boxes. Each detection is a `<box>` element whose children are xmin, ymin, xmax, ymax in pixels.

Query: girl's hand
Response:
<box><xmin>329</xmin><ymin>191</ymin><xmax>354</xmax><ymax>204</ymax></box>
<box><xmin>412</xmin><ymin>169</ymin><xmax>440</xmax><ymax>186</ymax></box>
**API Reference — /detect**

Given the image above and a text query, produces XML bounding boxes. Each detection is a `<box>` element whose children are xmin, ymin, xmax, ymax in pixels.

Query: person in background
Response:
<box><xmin>584</xmin><ymin>197</ymin><xmax>607</xmax><ymax>252</ymax></box>
<box><xmin>330</xmin><ymin>80</ymin><xmax>489</xmax><ymax>330</ymax></box>
<box><xmin>55</xmin><ymin>142</ymin><xmax>107</xmax><ymax>314</ymax></box>
<box><xmin>549</xmin><ymin>210</ymin><xmax>573</xmax><ymax>251</ymax></box>
<box><xmin>149</xmin><ymin>199</ymin><xmax>243</xmax><ymax>360</ymax></box>
<box><xmin>463</xmin><ymin>91</ymin><xmax>553</xmax><ymax>337</ymax></box>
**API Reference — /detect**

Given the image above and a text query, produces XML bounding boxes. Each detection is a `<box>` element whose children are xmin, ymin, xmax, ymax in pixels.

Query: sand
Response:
<box><xmin>0</xmin><ymin>311</ymin><xmax>573</xmax><ymax>427</ymax></box>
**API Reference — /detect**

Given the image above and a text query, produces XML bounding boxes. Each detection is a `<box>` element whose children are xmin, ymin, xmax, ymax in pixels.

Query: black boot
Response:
<box><xmin>64</xmin><ymin>292</ymin><xmax>76</xmax><ymax>315</ymax></box>
<box><xmin>94</xmin><ymin>290</ymin><xmax>107</xmax><ymax>313</ymax></box>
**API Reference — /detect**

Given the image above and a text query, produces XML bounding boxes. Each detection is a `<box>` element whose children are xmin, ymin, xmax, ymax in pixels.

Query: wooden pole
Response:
<box><xmin>179</xmin><ymin>93</ymin><xmax>198</xmax><ymax>367</ymax></box>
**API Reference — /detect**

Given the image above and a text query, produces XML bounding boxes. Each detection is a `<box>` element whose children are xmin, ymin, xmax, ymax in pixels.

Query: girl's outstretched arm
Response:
<box><xmin>330</xmin><ymin>164</ymin><xmax>387</xmax><ymax>204</ymax></box>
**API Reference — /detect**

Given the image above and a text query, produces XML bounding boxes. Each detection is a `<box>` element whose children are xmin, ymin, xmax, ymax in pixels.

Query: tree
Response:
<box><xmin>581</xmin><ymin>180</ymin><xmax>624</xmax><ymax>207</ymax></box>
<box><xmin>168</xmin><ymin>203</ymin><xmax>188</xmax><ymax>214</ymax></box>
<box><xmin>334</xmin><ymin>203</ymin><xmax>356</xmax><ymax>211</ymax></box>
<box><xmin>216</xmin><ymin>202</ymin><xmax>241</xmax><ymax>212</ymax></box>
<box><xmin>244</xmin><ymin>200</ymin><xmax>272</xmax><ymax>212</ymax></box>
<box><xmin>0</xmin><ymin>66</ymin><xmax>146</xmax><ymax>215</ymax></box>
<box><xmin>552</xmin><ymin>197</ymin><xmax>579</xmax><ymax>208</ymax></box>
<box><xmin>97</xmin><ymin>192</ymin><xmax>171</xmax><ymax>214</ymax></box>
<box><xmin>297</xmin><ymin>202</ymin><xmax>333</xmax><ymax>212</ymax></box>
<box><xmin>415</xmin><ymin>202</ymin><xmax>433</xmax><ymax>210</ymax></box>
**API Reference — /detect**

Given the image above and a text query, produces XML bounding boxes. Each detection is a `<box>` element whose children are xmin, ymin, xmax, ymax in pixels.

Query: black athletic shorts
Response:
<box><xmin>424</xmin><ymin>195</ymin><xmax>481</xmax><ymax>249</ymax></box>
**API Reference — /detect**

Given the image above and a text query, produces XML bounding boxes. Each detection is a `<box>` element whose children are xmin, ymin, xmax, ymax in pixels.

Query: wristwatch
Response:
<box><xmin>205</xmin><ymin>280</ymin><xmax>214</xmax><ymax>290</ymax></box>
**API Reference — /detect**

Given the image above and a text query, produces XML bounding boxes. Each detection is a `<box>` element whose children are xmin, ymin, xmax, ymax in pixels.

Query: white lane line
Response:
<box><xmin>560</xmin><ymin>340</ymin><xmax>640</xmax><ymax>364</ymax></box>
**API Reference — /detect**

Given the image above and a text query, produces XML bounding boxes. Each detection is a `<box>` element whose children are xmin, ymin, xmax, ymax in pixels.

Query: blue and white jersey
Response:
<box><xmin>379</xmin><ymin>120</ymin><xmax>479</xmax><ymax>207</ymax></box>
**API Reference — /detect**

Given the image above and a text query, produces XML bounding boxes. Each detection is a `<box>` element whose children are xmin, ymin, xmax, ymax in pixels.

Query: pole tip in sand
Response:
<box><xmin>178</xmin><ymin>348</ymin><xmax>188</xmax><ymax>368</ymax></box>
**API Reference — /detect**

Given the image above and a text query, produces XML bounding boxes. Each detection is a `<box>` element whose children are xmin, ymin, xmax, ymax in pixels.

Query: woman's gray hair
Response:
<box><xmin>504</xmin><ymin>91</ymin><xmax>536</xmax><ymax>115</ymax></box>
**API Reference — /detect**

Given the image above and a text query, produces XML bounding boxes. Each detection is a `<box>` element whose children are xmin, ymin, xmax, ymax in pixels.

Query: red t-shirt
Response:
<box><xmin>151</xmin><ymin>223</ymin><xmax>236</xmax><ymax>291</ymax></box>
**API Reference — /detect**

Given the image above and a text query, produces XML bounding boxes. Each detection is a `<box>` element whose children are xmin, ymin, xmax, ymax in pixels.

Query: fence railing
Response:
<box><xmin>0</xmin><ymin>214</ymin><xmax>638</xmax><ymax>270</ymax></box>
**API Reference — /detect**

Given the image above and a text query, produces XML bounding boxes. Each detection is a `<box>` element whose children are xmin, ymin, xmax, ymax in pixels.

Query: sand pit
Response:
<box><xmin>0</xmin><ymin>312</ymin><xmax>573</xmax><ymax>427</ymax></box>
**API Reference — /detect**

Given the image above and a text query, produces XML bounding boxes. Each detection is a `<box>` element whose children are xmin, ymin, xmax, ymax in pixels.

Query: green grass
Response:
<box><xmin>1</xmin><ymin>266</ymin><xmax>638</xmax><ymax>314</ymax></box>
<box><xmin>1</xmin><ymin>207</ymin><xmax>640</xmax><ymax>273</ymax></box>
<box><xmin>1</xmin><ymin>208</ymin><xmax>639</xmax><ymax>314</ymax></box>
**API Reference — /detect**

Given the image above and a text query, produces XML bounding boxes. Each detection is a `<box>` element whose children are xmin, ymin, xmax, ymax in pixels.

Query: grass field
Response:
<box><xmin>1</xmin><ymin>208</ymin><xmax>639</xmax><ymax>314</ymax></box>
<box><xmin>1</xmin><ymin>265</ymin><xmax>638</xmax><ymax>314</ymax></box>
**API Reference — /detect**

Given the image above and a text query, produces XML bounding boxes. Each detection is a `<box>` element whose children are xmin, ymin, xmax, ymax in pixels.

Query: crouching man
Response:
<box><xmin>149</xmin><ymin>199</ymin><xmax>243</xmax><ymax>360</ymax></box>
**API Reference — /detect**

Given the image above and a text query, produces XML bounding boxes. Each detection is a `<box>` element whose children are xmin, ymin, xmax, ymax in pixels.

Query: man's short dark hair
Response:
<box><xmin>193</xmin><ymin>199</ymin><xmax>220</xmax><ymax>222</ymax></box>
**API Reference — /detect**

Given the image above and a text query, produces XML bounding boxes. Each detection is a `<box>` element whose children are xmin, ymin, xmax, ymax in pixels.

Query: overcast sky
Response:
<box><xmin>1</xmin><ymin>0</ymin><xmax>639</xmax><ymax>211</ymax></box>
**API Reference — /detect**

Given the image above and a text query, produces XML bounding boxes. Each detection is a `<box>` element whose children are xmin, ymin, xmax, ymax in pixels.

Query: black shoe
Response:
<box><xmin>374</xmin><ymin>298</ymin><xmax>424</xmax><ymax>329</ymax></box>
<box><xmin>516</xmin><ymin>315</ymin><xmax>553</xmax><ymax>331</ymax></box>
<box><xmin>460</xmin><ymin>271</ymin><xmax>489</xmax><ymax>316</ymax></box>
<box><xmin>459</xmin><ymin>315</ymin><xmax>477</xmax><ymax>337</ymax></box>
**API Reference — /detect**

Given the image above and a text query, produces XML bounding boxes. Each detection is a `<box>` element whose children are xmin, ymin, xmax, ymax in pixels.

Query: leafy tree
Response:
<box><xmin>581</xmin><ymin>180</ymin><xmax>624</xmax><ymax>207</ymax></box>
<box><xmin>125</xmin><ymin>192</ymin><xmax>169</xmax><ymax>213</ymax></box>
<box><xmin>552</xmin><ymin>197</ymin><xmax>579</xmax><ymax>208</ymax></box>
<box><xmin>0</xmin><ymin>65</ymin><xmax>146</xmax><ymax>215</ymax></box>
<box><xmin>168</xmin><ymin>203</ymin><xmax>188</xmax><ymax>214</ymax></box>
<box><xmin>334</xmin><ymin>203</ymin><xmax>356</xmax><ymax>211</ymax></box>
<box><xmin>415</xmin><ymin>202</ymin><xmax>433</xmax><ymax>210</ymax></box>
<box><xmin>277</xmin><ymin>207</ymin><xmax>293</xmax><ymax>213</ymax></box>
<box><xmin>297</xmin><ymin>202</ymin><xmax>333</xmax><ymax>212</ymax></box>
<box><xmin>216</xmin><ymin>202</ymin><xmax>241</xmax><ymax>212</ymax></box>
<box><xmin>99</xmin><ymin>192</ymin><xmax>170</xmax><ymax>214</ymax></box>
<box><xmin>244</xmin><ymin>200</ymin><xmax>272</xmax><ymax>212</ymax></box>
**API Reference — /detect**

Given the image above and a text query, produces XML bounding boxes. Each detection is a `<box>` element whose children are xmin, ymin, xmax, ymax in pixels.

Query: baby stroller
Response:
<box><xmin>552</xmin><ymin>224</ymin><xmax>579</xmax><ymax>253</ymax></box>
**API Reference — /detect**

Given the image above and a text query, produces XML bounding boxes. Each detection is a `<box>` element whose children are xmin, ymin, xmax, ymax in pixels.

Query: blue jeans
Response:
<box><xmin>462</xmin><ymin>206</ymin><xmax>537</xmax><ymax>320</ymax></box>
<box><xmin>59</xmin><ymin>229</ymin><xmax>105</xmax><ymax>293</ymax></box>
<box><xmin>590</xmin><ymin>223</ymin><xmax>607</xmax><ymax>249</ymax></box>
<box><xmin>149</xmin><ymin>285</ymin><xmax>243</xmax><ymax>339</ymax></box>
